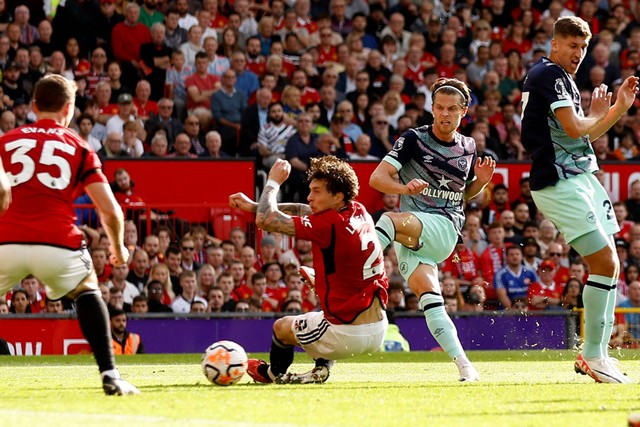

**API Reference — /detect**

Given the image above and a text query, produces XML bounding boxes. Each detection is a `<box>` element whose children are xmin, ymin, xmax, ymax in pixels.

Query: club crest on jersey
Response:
<box><xmin>457</xmin><ymin>157</ymin><xmax>468</xmax><ymax>171</ymax></box>
<box><xmin>399</xmin><ymin>262</ymin><xmax>408</xmax><ymax>275</ymax></box>
<box><xmin>554</xmin><ymin>78</ymin><xmax>570</xmax><ymax>101</ymax></box>
<box><xmin>300</xmin><ymin>216</ymin><xmax>312</xmax><ymax>228</ymax></box>
<box><xmin>393</xmin><ymin>137</ymin><xmax>404</xmax><ymax>151</ymax></box>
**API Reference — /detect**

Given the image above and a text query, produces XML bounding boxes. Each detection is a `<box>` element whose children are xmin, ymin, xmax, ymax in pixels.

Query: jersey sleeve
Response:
<box><xmin>538</xmin><ymin>66</ymin><xmax>574</xmax><ymax>112</ymax></box>
<box><xmin>381</xmin><ymin>129</ymin><xmax>420</xmax><ymax>171</ymax></box>
<box><xmin>292</xmin><ymin>211</ymin><xmax>334</xmax><ymax>248</ymax></box>
<box><xmin>71</xmin><ymin>131</ymin><xmax>108</xmax><ymax>186</ymax></box>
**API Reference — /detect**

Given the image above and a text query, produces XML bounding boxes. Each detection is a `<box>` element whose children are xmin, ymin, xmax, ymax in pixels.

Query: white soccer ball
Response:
<box><xmin>201</xmin><ymin>340</ymin><xmax>248</xmax><ymax>386</ymax></box>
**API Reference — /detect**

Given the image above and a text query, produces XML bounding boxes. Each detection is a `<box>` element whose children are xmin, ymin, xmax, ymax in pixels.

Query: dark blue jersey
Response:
<box><xmin>521</xmin><ymin>57</ymin><xmax>598</xmax><ymax>191</ymax></box>
<box><xmin>382</xmin><ymin>125</ymin><xmax>477</xmax><ymax>235</ymax></box>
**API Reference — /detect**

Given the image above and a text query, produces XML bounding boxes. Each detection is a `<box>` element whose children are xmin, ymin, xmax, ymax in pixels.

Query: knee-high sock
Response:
<box><xmin>420</xmin><ymin>293</ymin><xmax>465</xmax><ymax>359</ymax></box>
<box><xmin>582</xmin><ymin>275</ymin><xmax>614</xmax><ymax>359</ymax></box>
<box><xmin>602</xmin><ymin>282</ymin><xmax>619</xmax><ymax>356</ymax></box>
<box><xmin>375</xmin><ymin>214</ymin><xmax>395</xmax><ymax>249</ymax></box>
<box><xmin>269</xmin><ymin>335</ymin><xmax>294</xmax><ymax>377</ymax></box>
<box><xmin>75</xmin><ymin>290</ymin><xmax>116</xmax><ymax>374</ymax></box>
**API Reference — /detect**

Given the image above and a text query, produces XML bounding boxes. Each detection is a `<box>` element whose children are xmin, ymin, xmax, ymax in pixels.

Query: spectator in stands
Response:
<box><xmin>181</xmin><ymin>114</ymin><xmax>206</xmax><ymax>155</ymax></box>
<box><xmin>196</xmin><ymin>264</ymin><xmax>216</xmax><ymax>298</ymax></box>
<box><xmin>108</xmin><ymin>287</ymin><xmax>129</xmax><ymax>311</ymax></box>
<box><xmin>145</xmin><ymin>277</ymin><xmax>173</xmax><ymax>312</ymax></box>
<box><xmin>9</xmin><ymin>288</ymin><xmax>30</xmax><ymax>314</ymax></box>
<box><xmin>617</xmin><ymin>280</ymin><xmax>640</xmax><ymax>340</ymax></box>
<box><xmin>143</xmin><ymin>133</ymin><xmax>168</xmax><ymax>158</ymax></box>
<box><xmin>45</xmin><ymin>298</ymin><xmax>64</xmax><ymax>314</ymax></box>
<box><xmin>179</xmin><ymin>237</ymin><xmax>200</xmax><ymax>271</ymax></box>
<box><xmin>171</xmin><ymin>270</ymin><xmax>207</xmax><ymax>313</ymax></box>
<box><xmin>184</xmin><ymin>52</ymin><xmax>218</xmax><ymax>131</ymax></box>
<box><xmin>561</xmin><ymin>277</ymin><xmax>583</xmax><ymax>310</ymax></box>
<box><xmin>139</xmin><ymin>23</ymin><xmax>172</xmax><ymax>101</ymax></box>
<box><xmin>0</xmin><ymin>110</ymin><xmax>15</xmax><ymax>136</ymax></box>
<box><xmin>528</xmin><ymin>259</ymin><xmax>564</xmax><ymax>311</ymax></box>
<box><xmin>257</xmin><ymin>101</ymin><xmax>297</xmax><ymax>170</ymax></box>
<box><xmin>239</xmin><ymin>87</ymin><xmax>271</xmax><ymax>157</ymax></box>
<box><xmin>366</xmin><ymin>111</ymin><xmax>393</xmax><ymax>158</ymax></box>
<box><xmin>479</xmin><ymin>221</ymin><xmax>507</xmax><ymax>307</ymax></box>
<box><xmin>211</xmin><ymin>69</ymin><xmax>246</xmax><ymax>155</ymax></box>
<box><xmin>106</xmin><ymin>93</ymin><xmax>137</xmax><ymax>136</ymax></box>
<box><xmin>132</xmin><ymin>80</ymin><xmax>158</xmax><ymax>121</ymax></box>
<box><xmin>111</xmin><ymin>3</ymin><xmax>151</xmax><ymax>89</ymax></box>
<box><xmin>249</xmin><ymin>271</ymin><xmax>277</xmax><ymax>312</ymax></box>
<box><xmin>108</xmin><ymin>264</ymin><xmax>140</xmax><ymax>305</ymax></box>
<box><xmin>2</xmin><ymin>61</ymin><xmax>28</xmax><ymax>107</ymax></box>
<box><xmin>76</xmin><ymin>113</ymin><xmax>102</xmax><ymax>152</ymax></box>
<box><xmin>463</xmin><ymin>282</ymin><xmax>487</xmax><ymax>312</ymax></box>
<box><xmin>145</xmin><ymin>98</ymin><xmax>182</xmax><ymax>146</ymax></box>
<box><xmin>110</xmin><ymin>309</ymin><xmax>145</xmax><ymax>354</ymax></box>
<box><xmin>127</xmin><ymin>249</ymin><xmax>149</xmax><ymax>292</ymax></box>
<box><xmin>230</xmin><ymin>51</ymin><xmax>258</xmax><ymax>98</ymax></box>
<box><xmin>98</xmin><ymin>132</ymin><xmax>128</xmax><ymax>162</ymax></box>
<box><xmin>216</xmin><ymin>271</ymin><xmax>238</xmax><ymax>310</ymax></box>
<box><xmin>20</xmin><ymin>275</ymin><xmax>46</xmax><ymax>314</ymax></box>
<box><xmin>131</xmin><ymin>295</ymin><xmax>148</xmax><ymax>313</ymax></box>
<box><xmin>167</xmin><ymin>132</ymin><xmax>197</xmax><ymax>159</ymax></box>
<box><xmin>239</xmin><ymin>246</ymin><xmax>258</xmax><ymax>281</ymax></box>
<box><xmin>624</xmin><ymin>179</ymin><xmax>640</xmax><ymax>223</ymax></box>
<box><xmin>200</xmin><ymin>130</ymin><xmax>229</xmax><ymax>158</ymax></box>
<box><xmin>493</xmin><ymin>245</ymin><xmax>536</xmax><ymax>310</ymax></box>
<box><xmin>207</xmin><ymin>287</ymin><xmax>225</xmax><ymax>312</ymax></box>
<box><xmin>441</xmin><ymin>277</ymin><xmax>465</xmax><ymax>314</ymax></box>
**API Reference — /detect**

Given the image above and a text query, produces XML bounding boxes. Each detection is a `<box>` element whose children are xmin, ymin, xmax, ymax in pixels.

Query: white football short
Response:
<box><xmin>0</xmin><ymin>244</ymin><xmax>94</xmax><ymax>299</ymax></box>
<box><xmin>290</xmin><ymin>310</ymin><xmax>389</xmax><ymax>360</ymax></box>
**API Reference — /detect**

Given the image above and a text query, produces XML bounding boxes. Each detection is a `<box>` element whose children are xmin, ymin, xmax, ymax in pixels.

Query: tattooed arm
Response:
<box><xmin>229</xmin><ymin>193</ymin><xmax>312</xmax><ymax>216</ymax></box>
<box><xmin>255</xmin><ymin>159</ymin><xmax>298</xmax><ymax>236</ymax></box>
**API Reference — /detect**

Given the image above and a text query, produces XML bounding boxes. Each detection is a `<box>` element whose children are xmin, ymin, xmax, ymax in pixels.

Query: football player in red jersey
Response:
<box><xmin>0</xmin><ymin>75</ymin><xmax>139</xmax><ymax>395</ymax></box>
<box><xmin>230</xmin><ymin>156</ymin><xmax>389</xmax><ymax>384</ymax></box>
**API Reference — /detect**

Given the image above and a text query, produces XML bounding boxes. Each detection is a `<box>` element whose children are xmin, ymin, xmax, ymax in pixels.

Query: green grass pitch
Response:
<box><xmin>1</xmin><ymin>350</ymin><xmax>640</xmax><ymax>427</ymax></box>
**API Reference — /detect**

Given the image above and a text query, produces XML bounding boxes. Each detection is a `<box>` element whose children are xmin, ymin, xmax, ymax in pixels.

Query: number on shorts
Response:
<box><xmin>361</xmin><ymin>232</ymin><xmax>383</xmax><ymax>280</ymax></box>
<box><xmin>5</xmin><ymin>138</ymin><xmax>76</xmax><ymax>190</ymax></box>
<box><xmin>602</xmin><ymin>200</ymin><xmax>613</xmax><ymax>221</ymax></box>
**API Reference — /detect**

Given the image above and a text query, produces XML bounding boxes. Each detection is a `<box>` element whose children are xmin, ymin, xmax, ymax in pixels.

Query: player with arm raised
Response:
<box><xmin>229</xmin><ymin>156</ymin><xmax>389</xmax><ymax>384</ymax></box>
<box><xmin>521</xmin><ymin>16</ymin><xmax>639</xmax><ymax>384</ymax></box>
<box><xmin>369</xmin><ymin>77</ymin><xmax>495</xmax><ymax>382</ymax></box>
<box><xmin>0</xmin><ymin>75</ymin><xmax>139</xmax><ymax>395</ymax></box>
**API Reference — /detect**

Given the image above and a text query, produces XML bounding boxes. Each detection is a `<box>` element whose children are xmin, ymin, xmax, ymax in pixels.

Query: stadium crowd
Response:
<box><xmin>2</xmin><ymin>0</ymin><xmax>640</xmax><ymax>344</ymax></box>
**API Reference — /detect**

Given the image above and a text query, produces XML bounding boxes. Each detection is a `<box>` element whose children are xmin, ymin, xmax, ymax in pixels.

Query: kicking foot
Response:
<box><xmin>102</xmin><ymin>375</ymin><xmax>140</xmax><ymax>396</ymax></box>
<box><xmin>299</xmin><ymin>266</ymin><xmax>315</xmax><ymax>287</ymax></box>
<box><xmin>246</xmin><ymin>359</ymin><xmax>274</xmax><ymax>384</ymax></box>
<box><xmin>457</xmin><ymin>363</ymin><xmax>480</xmax><ymax>382</ymax></box>
<box><xmin>574</xmin><ymin>353</ymin><xmax>631</xmax><ymax>384</ymax></box>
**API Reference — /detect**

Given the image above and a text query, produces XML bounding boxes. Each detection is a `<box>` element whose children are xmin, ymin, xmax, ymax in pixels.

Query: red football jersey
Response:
<box><xmin>0</xmin><ymin>119</ymin><xmax>107</xmax><ymax>249</ymax></box>
<box><xmin>293</xmin><ymin>201</ymin><xmax>388</xmax><ymax>324</ymax></box>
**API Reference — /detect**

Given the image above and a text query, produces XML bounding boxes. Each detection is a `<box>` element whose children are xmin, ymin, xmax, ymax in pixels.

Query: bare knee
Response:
<box><xmin>273</xmin><ymin>317</ymin><xmax>297</xmax><ymax>346</ymax></box>
<box><xmin>384</xmin><ymin>212</ymin><xmax>422</xmax><ymax>246</ymax></box>
<box><xmin>585</xmin><ymin>246</ymin><xmax>618</xmax><ymax>276</ymax></box>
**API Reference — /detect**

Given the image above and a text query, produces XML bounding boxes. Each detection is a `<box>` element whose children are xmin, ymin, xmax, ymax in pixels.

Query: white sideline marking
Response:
<box><xmin>0</xmin><ymin>409</ymin><xmax>333</xmax><ymax>427</ymax></box>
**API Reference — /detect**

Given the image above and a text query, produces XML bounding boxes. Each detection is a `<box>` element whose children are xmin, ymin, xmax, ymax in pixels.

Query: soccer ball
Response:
<box><xmin>201</xmin><ymin>340</ymin><xmax>248</xmax><ymax>386</ymax></box>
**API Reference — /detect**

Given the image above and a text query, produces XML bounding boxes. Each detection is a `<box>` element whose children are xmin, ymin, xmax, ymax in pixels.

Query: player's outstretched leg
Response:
<box><xmin>420</xmin><ymin>292</ymin><xmax>479</xmax><ymax>382</ymax></box>
<box><xmin>75</xmin><ymin>290</ymin><xmax>140</xmax><ymax>395</ymax></box>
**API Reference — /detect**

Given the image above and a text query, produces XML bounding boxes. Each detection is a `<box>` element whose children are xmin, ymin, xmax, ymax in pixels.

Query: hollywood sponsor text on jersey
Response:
<box><xmin>420</xmin><ymin>175</ymin><xmax>464</xmax><ymax>204</ymax></box>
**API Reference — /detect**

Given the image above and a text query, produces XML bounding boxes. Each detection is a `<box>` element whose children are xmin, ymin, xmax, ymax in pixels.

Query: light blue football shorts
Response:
<box><xmin>531</xmin><ymin>173</ymin><xmax>619</xmax><ymax>250</ymax></box>
<box><xmin>395</xmin><ymin>212</ymin><xmax>458</xmax><ymax>282</ymax></box>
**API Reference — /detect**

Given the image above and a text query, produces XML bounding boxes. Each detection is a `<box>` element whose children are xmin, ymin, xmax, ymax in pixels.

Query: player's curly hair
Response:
<box><xmin>307</xmin><ymin>155</ymin><xmax>359</xmax><ymax>203</ymax></box>
<box><xmin>431</xmin><ymin>77</ymin><xmax>471</xmax><ymax>108</ymax></box>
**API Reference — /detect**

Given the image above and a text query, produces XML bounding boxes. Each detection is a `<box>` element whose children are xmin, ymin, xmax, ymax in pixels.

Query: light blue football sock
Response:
<box><xmin>375</xmin><ymin>214</ymin><xmax>395</xmax><ymax>249</ymax></box>
<box><xmin>582</xmin><ymin>275</ymin><xmax>614</xmax><ymax>359</ymax></box>
<box><xmin>420</xmin><ymin>293</ymin><xmax>465</xmax><ymax>359</ymax></box>
<box><xmin>602</xmin><ymin>283</ymin><xmax>618</xmax><ymax>357</ymax></box>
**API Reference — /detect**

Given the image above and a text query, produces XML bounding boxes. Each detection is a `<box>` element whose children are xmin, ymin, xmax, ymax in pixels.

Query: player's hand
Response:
<box><xmin>403</xmin><ymin>178</ymin><xmax>428</xmax><ymax>195</ymax></box>
<box><xmin>229</xmin><ymin>192</ymin><xmax>257</xmax><ymax>212</ymax></box>
<box><xmin>589</xmin><ymin>83</ymin><xmax>612</xmax><ymax>119</ymax></box>
<box><xmin>110</xmin><ymin>244</ymin><xmax>129</xmax><ymax>267</ymax></box>
<box><xmin>474</xmin><ymin>156</ymin><xmax>496</xmax><ymax>184</ymax></box>
<box><xmin>614</xmin><ymin>76</ymin><xmax>640</xmax><ymax>110</ymax></box>
<box><xmin>268</xmin><ymin>158</ymin><xmax>291</xmax><ymax>184</ymax></box>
